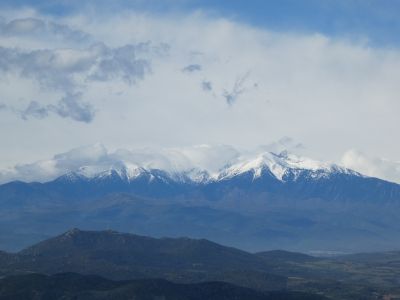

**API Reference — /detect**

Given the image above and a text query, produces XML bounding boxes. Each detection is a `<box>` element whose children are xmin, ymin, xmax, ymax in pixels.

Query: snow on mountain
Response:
<box><xmin>217</xmin><ymin>151</ymin><xmax>330</xmax><ymax>181</ymax></box>
<box><xmin>75</xmin><ymin>163</ymin><xmax>145</xmax><ymax>181</ymax></box>
<box><xmin>59</xmin><ymin>150</ymin><xmax>363</xmax><ymax>184</ymax></box>
<box><xmin>0</xmin><ymin>143</ymin><xmax>372</xmax><ymax>185</ymax></box>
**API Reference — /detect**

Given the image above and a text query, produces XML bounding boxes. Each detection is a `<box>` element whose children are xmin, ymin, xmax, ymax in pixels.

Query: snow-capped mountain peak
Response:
<box><xmin>55</xmin><ymin>151</ymin><xmax>362</xmax><ymax>184</ymax></box>
<box><xmin>217</xmin><ymin>151</ymin><xmax>339</xmax><ymax>181</ymax></box>
<box><xmin>64</xmin><ymin>162</ymin><xmax>147</xmax><ymax>182</ymax></box>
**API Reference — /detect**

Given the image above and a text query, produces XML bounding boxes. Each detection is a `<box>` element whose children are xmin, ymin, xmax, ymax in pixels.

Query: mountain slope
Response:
<box><xmin>3</xmin><ymin>229</ymin><xmax>286</xmax><ymax>291</ymax></box>
<box><xmin>2</xmin><ymin>151</ymin><xmax>400</xmax><ymax>204</ymax></box>
<box><xmin>0</xmin><ymin>230</ymin><xmax>398</xmax><ymax>300</ymax></box>
<box><xmin>0</xmin><ymin>151</ymin><xmax>400</xmax><ymax>253</ymax></box>
<box><xmin>0</xmin><ymin>273</ymin><xmax>327</xmax><ymax>300</ymax></box>
<box><xmin>19</xmin><ymin>228</ymin><xmax>265</xmax><ymax>272</ymax></box>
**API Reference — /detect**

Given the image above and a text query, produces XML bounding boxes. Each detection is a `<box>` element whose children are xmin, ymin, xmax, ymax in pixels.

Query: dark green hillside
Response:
<box><xmin>5</xmin><ymin>229</ymin><xmax>286</xmax><ymax>291</ymax></box>
<box><xmin>2</xmin><ymin>229</ymin><xmax>400</xmax><ymax>299</ymax></box>
<box><xmin>18</xmin><ymin>228</ymin><xmax>269</xmax><ymax>273</ymax></box>
<box><xmin>0</xmin><ymin>273</ymin><xmax>327</xmax><ymax>300</ymax></box>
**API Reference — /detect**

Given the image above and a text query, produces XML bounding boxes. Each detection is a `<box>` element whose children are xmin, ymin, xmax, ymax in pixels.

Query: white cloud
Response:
<box><xmin>0</xmin><ymin>144</ymin><xmax>242</xmax><ymax>183</ymax></box>
<box><xmin>0</xmin><ymin>41</ymin><xmax>163</xmax><ymax>122</ymax></box>
<box><xmin>341</xmin><ymin>150</ymin><xmax>400</xmax><ymax>183</ymax></box>
<box><xmin>0</xmin><ymin>42</ymin><xmax>158</xmax><ymax>91</ymax></box>
<box><xmin>0</xmin><ymin>8</ymin><xmax>399</xmax><ymax>171</ymax></box>
<box><xmin>1</xmin><ymin>143</ymin><xmax>400</xmax><ymax>184</ymax></box>
<box><xmin>0</xmin><ymin>17</ymin><xmax>90</xmax><ymax>43</ymax></box>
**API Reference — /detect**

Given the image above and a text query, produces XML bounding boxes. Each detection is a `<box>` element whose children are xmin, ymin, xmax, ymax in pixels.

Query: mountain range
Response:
<box><xmin>0</xmin><ymin>151</ymin><xmax>400</xmax><ymax>253</ymax></box>
<box><xmin>1</xmin><ymin>229</ymin><xmax>400</xmax><ymax>299</ymax></box>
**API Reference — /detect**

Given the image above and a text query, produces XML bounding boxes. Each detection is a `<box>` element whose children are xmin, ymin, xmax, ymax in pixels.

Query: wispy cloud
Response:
<box><xmin>0</xmin><ymin>27</ymin><xmax>167</xmax><ymax>123</ymax></box>
<box><xmin>182</xmin><ymin>64</ymin><xmax>202</xmax><ymax>73</ymax></box>
<box><xmin>202</xmin><ymin>80</ymin><xmax>212</xmax><ymax>91</ymax></box>
<box><xmin>21</xmin><ymin>101</ymin><xmax>49</xmax><ymax>120</ymax></box>
<box><xmin>222</xmin><ymin>72</ymin><xmax>251</xmax><ymax>105</ymax></box>
<box><xmin>0</xmin><ymin>17</ymin><xmax>90</xmax><ymax>43</ymax></box>
<box><xmin>21</xmin><ymin>92</ymin><xmax>95</xmax><ymax>123</ymax></box>
<box><xmin>0</xmin><ymin>43</ymin><xmax>156</xmax><ymax>90</ymax></box>
<box><xmin>87</xmin><ymin>43</ymin><xmax>153</xmax><ymax>84</ymax></box>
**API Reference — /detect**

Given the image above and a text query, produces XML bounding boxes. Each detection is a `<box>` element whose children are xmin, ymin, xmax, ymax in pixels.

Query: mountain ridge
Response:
<box><xmin>55</xmin><ymin>151</ymin><xmax>364</xmax><ymax>185</ymax></box>
<box><xmin>0</xmin><ymin>150</ymin><xmax>368</xmax><ymax>186</ymax></box>
<box><xmin>0</xmin><ymin>228</ymin><xmax>289</xmax><ymax>292</ymax></box>
<box><xmin>1</xmin><ymin>229</ymin><xmax>399</xmax><ymax>299</ymax></box>
<box><xmin>1</xmin><ymin>151</ymin><xmax>400</xmax><ymax>253</ymax></box>
<box><xmin>3</xmin><ymin>149</ymin><xmax>396</xmax><ymax>204</ymax></box>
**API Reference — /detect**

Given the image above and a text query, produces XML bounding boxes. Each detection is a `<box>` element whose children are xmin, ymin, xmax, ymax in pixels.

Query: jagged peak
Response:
<box><xmin>55</xmin><ymin>171</ymin><xmax>89</xmax><ymax>182</ymax></box>
<box><xmin>218</xmin><ymin>152</ymin><xmax>323</xmax><ymax>181</ymax></box>
<box><xmin>52</xmin><ymin>151</ymin><xmax>364</xmax><ymax>184</ymax></box>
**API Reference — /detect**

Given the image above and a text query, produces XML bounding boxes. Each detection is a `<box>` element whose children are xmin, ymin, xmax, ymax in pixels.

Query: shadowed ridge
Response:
<box><xmin>0</xmin><ymin>272</ymin><xmax>327</xmax><ymax>300</ymax></box>
<box><xmin>17</xmin><ymin>228</ymin><xmax>272</xmax><ymax>274</ymax></box>
<box><xmin>19</xmin><ymin>228</ymin><xmax>161</xmax><ymax>256</ymax></box>
<box><xmin>256</xmin><ymin>250</ymin><xmax>318</xmax><ymax>263</ymax></box>
<box><xmin>2</xmin><ymin>229</ymin><xmax>288</xmax><ymax>291</ymax></box>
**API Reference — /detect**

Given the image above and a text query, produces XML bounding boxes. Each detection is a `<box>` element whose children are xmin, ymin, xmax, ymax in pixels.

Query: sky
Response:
<box><xmin>0</xmin><ymin>0</ymin><xmax>399</xmax><ymax>183</ymax></box>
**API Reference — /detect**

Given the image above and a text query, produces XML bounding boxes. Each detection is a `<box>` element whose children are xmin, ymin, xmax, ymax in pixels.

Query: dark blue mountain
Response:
<box><xmin>2</xmin><ymin>164</ymin><xmax>399</xmax><ymax>204</ymax></box>
<box><xmin>1</xmin><ymin>152</ymin><xmax>400</xmax><ymax>253</ymax></box>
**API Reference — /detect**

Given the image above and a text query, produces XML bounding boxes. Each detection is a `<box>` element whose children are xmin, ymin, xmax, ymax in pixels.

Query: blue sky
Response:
<box><xmin>2</xmin><ymin>0</ymin><xmax>400</xmax><ymax>46</ymax></box>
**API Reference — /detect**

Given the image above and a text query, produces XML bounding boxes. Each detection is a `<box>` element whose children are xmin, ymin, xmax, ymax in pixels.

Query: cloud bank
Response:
<box><xmin>341</xmin><ymin>150</ymin><xmax>400</xmax><ymax>184</ymax></box>
<box><xmin>0</xmin><ymin>6</ymin><xmax>399</xmax><ymax>175</ymax></box>
<box><xmin>1</xmin><ymin>142</ymin><xmax>399</xmax><ymax>184</ymax></box>
<box><xmin>0</xmin><ymin>144</ymin><xmax>241</xmax><ymax>183</ymax></box>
